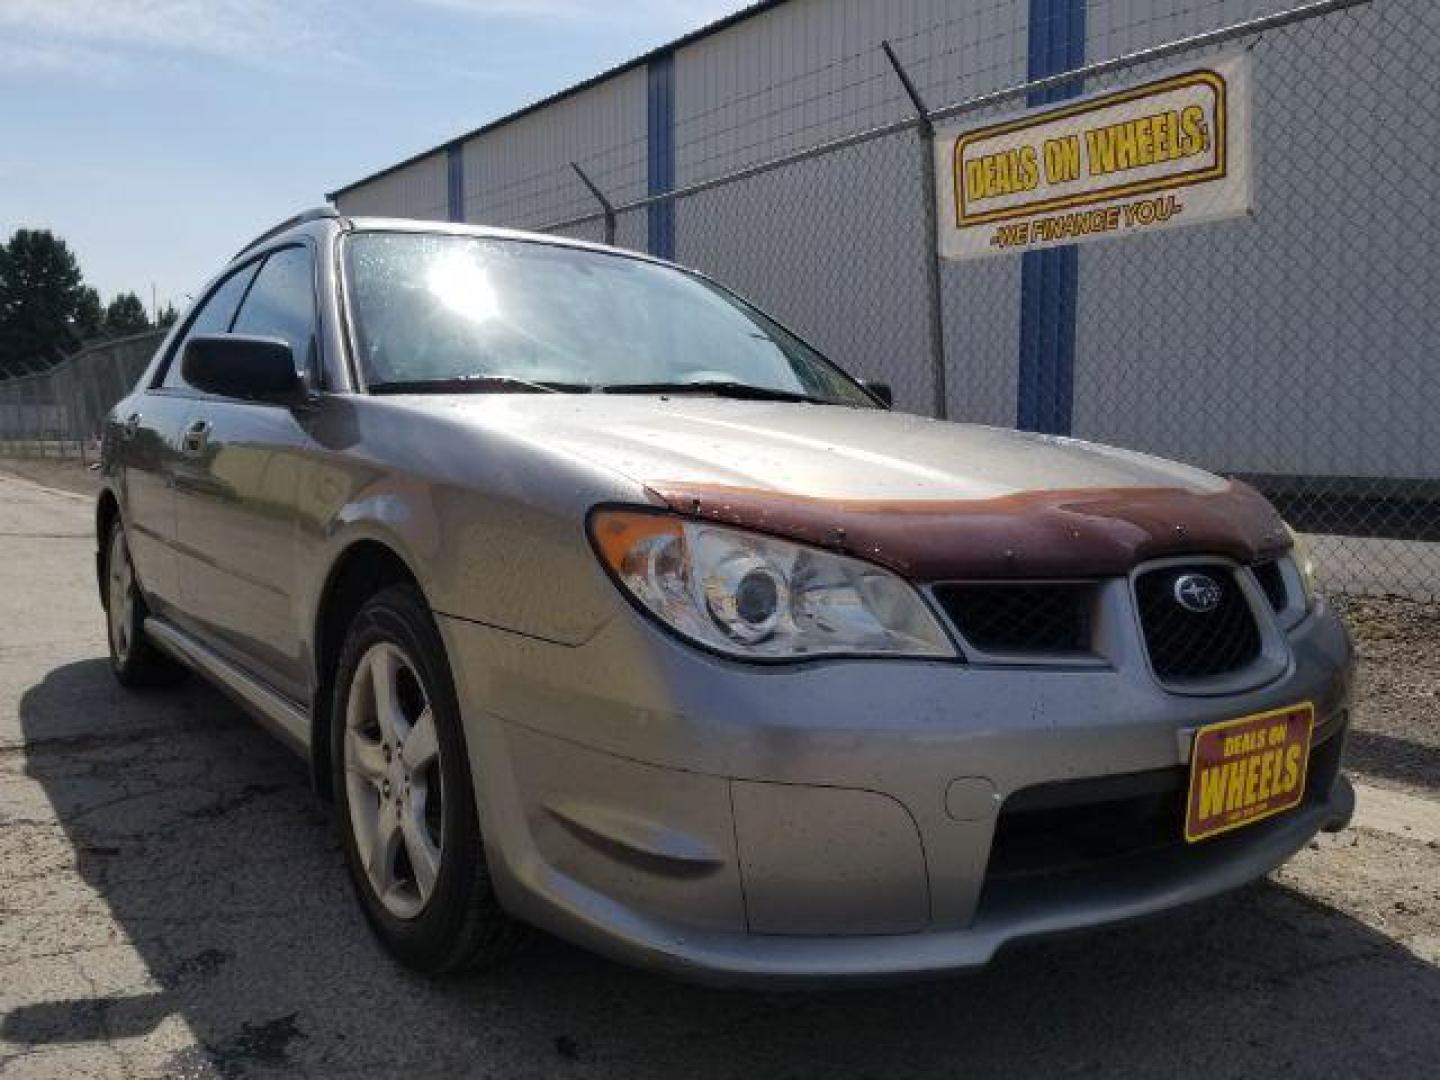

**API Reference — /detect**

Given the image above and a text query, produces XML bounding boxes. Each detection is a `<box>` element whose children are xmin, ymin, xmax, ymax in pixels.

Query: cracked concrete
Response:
<box><xmin>1</xmin><ymin>468</ymin><xmax>1438</xmax><ymax>1079</ymax></box>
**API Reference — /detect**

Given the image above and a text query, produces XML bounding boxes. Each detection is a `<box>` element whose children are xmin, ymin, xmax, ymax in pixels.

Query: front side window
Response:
<box><xmin>342</xmin><ymin>232</ymin><xmax>874</xmax><ymax>406</ymax></box>
<box><xmin>232</xmin><ymin>246</ymin><xmax>318</xmax><ymax>379</ymax></box>
<box><xmin>161</xmin><ymin>263</ymin><xmax>258</xmax><ymax>390</ymax></box>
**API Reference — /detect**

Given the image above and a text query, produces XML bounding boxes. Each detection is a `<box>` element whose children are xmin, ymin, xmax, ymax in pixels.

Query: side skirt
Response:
<box><xmin>143</xmin><ymin>616</ymin><xmax>311</xmax><ymax>758</ymax></box>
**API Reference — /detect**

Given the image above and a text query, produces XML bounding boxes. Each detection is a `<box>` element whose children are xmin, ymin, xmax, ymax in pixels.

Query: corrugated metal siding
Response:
<box><xmin>672</xmin><ymin>0</ymin><xmax>1029</xmax><ymax>186</ymax></box>
<box><xmin>674</xmin><ymin>129</ymin><xmax>938</xmax><ymax>410</ymax></box>
<box><xmin>1086</xmin><ymin>0</ymin><xmax>1285</xmax><ymax>56</ymax></box>
<box><xmin>461</xmin><ymin>66</ymin><xmax>648</xmax><ymax>229</ymax></box>
<box><xmin>671</xmin><ymin>0</ymin><xmax>1030</xmax><ymax>415</ymax></box>
<box><xmin>1072</xmin><ymin>0</ymin><xmax>1440</xmax><ymax>477</ymax></box>
<box><xmin>333</xmin><ymin>153</ymin><xmax>449</xmax><ymax>220</ymax></box>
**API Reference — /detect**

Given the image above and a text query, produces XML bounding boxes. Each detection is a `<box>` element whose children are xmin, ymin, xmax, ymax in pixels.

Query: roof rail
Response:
<box><xmin>232</xmin><ymin>206</ymin><xmax>343</xmax><ymax>261</ymax></box>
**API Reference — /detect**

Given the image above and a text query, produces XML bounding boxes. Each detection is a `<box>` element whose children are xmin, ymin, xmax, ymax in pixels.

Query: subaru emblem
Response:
<box><xmin>1173</xmin><ymin>572</ymin><xmax>1223</xmax><ymax>614</ymax></box>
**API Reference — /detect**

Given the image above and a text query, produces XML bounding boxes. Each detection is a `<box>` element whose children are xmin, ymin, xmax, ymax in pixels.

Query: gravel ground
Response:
<box><xmin>1334</xmin><ymin>595</ymin><xmax>1440</xmax><ymax>797</ymax></box>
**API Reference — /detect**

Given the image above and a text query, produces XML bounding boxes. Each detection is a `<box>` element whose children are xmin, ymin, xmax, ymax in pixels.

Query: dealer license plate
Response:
<box><xmin>1184</xmin><ymin>703</ymin><xmax>1315</xmax><ymax>843</ymax></box>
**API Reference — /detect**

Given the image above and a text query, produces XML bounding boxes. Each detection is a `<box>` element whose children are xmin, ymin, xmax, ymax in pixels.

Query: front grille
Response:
<box><xmin>1134</xmin><ymin>565</ymin><xmax>1261</xmax><ymax>681</ymax></box>
<box><xmin>1252</xmin><ymin>559</ymin><xmax>1289</xmax><ymax>612</ymax></box>
<box><xmin>932</xmin><ymin>583</ymin><xmax>1095</xmax><ymax>655</ymax></box>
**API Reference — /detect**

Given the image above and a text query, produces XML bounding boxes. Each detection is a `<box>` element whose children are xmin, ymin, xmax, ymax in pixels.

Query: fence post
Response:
<box><xmin>0</xmin><ymin>381</ymin><xmax>11</xmax><ymax>457</ymax></box>
<box><xmin>881</xmin><ymin>41</ymin><xmax>949</xmax><ymax>420</ymax></box>
<box><xmin>39</xmin><ymin>374</ymin><xmax>52</xmax><ymax>458</ymax></box>
<box><xmin>24</xmin><ymin>376</ymin><xmax>39</xmax><ymax>458</ymax></box>
<box><xmin>570</xmin><ymin>162</ymin><xmax>617</xmax><ymax>245</ymax></box>
<box><xmin>66</xmin><ymin>365</ymin><xmax>87</xmax><ymax>464</ymax></box>
<box><xmin>43</xmin><ymin>373</ymin><xmax>56</xmax><ymax>458</ymax></box>
<box><xmin>4</xmin><ymin>380</ymin><xmax>17</xmax><ymax>458</ymax></box>
<box><xmin>80</xmin><ymin>354</ymin><xmax>101</xmax><ymax>464</ymax></box>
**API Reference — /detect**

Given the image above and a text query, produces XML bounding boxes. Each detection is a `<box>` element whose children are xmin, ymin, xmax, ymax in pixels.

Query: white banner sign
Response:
<box><xmin>934</xmin><ymin>52</ymin><xmax>1253</xmax><ymax>261</ymax></box>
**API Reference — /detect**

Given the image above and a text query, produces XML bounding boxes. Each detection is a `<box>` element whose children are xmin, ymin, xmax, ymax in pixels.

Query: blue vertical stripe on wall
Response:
<box><xmin>1016</xmin><ymin>0</ymin><xmax>1086</xmax><ymax>435</ymax></box>
<box><xmin>647</xmin><ymin>52</ymin><xmax>676</xmax><ymax>259</ymax></box>
<box><xmin>446</xmin><ymin>144</ymin><xmax>464</xmax><ymax>223</ymax></box>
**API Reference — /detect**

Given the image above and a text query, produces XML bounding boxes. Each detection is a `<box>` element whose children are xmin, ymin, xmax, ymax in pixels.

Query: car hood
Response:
<box><xmin>411</xmin><ymin>395</ymin><xmax>1290</xmax><ymax>578</ymax></box>
<box><xmin>426</xmin><ymin>394</ymin><xmax>1216</xmax><ymax>497</ymax></box>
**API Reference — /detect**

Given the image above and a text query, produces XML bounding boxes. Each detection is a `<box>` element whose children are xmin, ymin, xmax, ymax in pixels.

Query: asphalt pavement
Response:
<box><xmin>1</xmin><ymin>471</ymin><xmax>1438</xmax><ymax>1079</ymax></box>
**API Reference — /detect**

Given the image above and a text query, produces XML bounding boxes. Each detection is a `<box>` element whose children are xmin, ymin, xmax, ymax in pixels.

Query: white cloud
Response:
<box><xmin>420</xmin><ymin>0</ymin><xmax>754</xmax><ymax>32</ymax></box>
<box><xmin>0</xmin><ymin>1</ymin><xmax>757</xmax><ymax>80</ymax></box>
<box><xmin>0</xmin><ymin>39</ymin><xmax>127</xmax><ymax>78</ymax></box>
<box><xmin>0</xmin><ymin>0</ymin><xmax>334</xmax><ymax>73</ymax></box>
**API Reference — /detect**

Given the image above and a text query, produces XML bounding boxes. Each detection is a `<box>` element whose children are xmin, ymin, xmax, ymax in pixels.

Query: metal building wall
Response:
<box><xmin>332</xmin><ymin>152</ymin><xmax>449</xmax><ymax>220</ymax></box>
<box><xmin>461</xmin><ymin>67</ymin><xmax>649</xmax><ymax>233</ymax></box>
<box><xmin>671</xmin><ymin>0</ymin><xmax>1032</xmax><ymax>415</ymax></box>
<box><xmin>671</xmin><ymin>0</ymin><xmax>1035</xmax><ymax>184</ymax></box>
<box><xmin>1071</xmin><ymin>0</ymin><xmax>1440</xmax><ymax>479</ymax></box>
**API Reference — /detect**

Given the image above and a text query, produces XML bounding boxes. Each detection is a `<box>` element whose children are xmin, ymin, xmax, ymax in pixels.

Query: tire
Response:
<box><xmin>104</xmin><ymin>518</ymin><xmax>187</xmax><ymax>687</ymax></box>
<box><xmin>330</xmin><ymin>584</ymin><xmax>522</xmax><ymax>974</ymax></box>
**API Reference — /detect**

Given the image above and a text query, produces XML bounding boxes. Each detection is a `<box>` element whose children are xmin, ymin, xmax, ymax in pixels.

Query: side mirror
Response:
<box><xmin>181</xmin><ymin>335</ymin><xmax>307</xmax><ymax>404</ymax></box>
<box><xmin>860</xmin><ymin>380</ymin><xmax>893</xmax><ymax>409</ymax></box>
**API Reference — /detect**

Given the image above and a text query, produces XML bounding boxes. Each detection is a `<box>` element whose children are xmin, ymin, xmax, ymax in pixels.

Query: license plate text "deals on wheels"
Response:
<box><xmin>1184</xmin><ymin>703</ymin><xmax>1315</xmax><ymax>843</ymax></box>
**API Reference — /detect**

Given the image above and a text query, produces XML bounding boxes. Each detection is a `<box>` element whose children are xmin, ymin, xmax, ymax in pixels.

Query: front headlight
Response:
<box><xmin>589</xmin><ymin>509</ymin><xmax>957</xmax><ymax>660</ymax></box>
<box><xmin>1284</xmin><ymin>522</ymin><xmax>1319</xmax><ymax>606</ymax></box>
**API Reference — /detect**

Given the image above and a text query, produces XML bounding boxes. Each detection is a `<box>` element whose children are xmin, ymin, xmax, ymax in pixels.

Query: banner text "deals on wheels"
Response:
<box><xmin>934</xmin><ymin>52</ymin><xmax>1252</xmax><ymax>261</ymax></box>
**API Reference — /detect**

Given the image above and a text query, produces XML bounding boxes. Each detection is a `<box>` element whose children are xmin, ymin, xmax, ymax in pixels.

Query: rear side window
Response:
<box><xmin>232</xmin><ymin>246</ymin><xmax>318</xmax><ymax>378</ymax></box>
<box><xmin>161</xmin><ymin>263</ymin><xmax>259</xmax><ymax>390</ymax></box>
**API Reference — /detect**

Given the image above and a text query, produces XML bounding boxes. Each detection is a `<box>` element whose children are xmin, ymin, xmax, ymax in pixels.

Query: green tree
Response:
<box><xmin>0</xmin><ymin>228</ymin><xmax>86</xmax><ymax>376</ymax></box>
<box><xmin>73</xmin><ymin>286</ymin><xmax>104</xmax><ymax>341</ymax></box>
<box><xmin>156</xmin><ymin>301</ymin><xmax>179</xmax><ymax>330</ymax></box>
<box><xmin>103</xmin><ymin>292</ymin><xmax>151</xmax><ymax>337</ymax></box>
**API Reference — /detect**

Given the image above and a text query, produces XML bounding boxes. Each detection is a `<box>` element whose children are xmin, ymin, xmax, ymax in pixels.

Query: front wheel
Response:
<box><xmin>330</xmin><ymin>584</ymin><xmax>521</xmax><ymax>973</ymax></box>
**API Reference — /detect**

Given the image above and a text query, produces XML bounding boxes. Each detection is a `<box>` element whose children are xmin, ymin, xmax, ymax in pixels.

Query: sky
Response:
<box><xmin>0</xmin><ymin>0</ymin><xmax>748</xmax><ymax>314</ymax></box>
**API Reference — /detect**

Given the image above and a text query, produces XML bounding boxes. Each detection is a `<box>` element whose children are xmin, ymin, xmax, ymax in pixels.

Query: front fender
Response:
<box><xmin>298</xmin><ymin>400</ymin><xmax>645</xmax><ymax>657</ymax></box>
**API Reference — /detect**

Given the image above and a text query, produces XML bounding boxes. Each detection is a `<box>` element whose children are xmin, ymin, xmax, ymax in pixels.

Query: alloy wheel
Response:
<box><xmin>343</xmin><ymin>641</ymin><xmax>445</xmax><ymax>920</ymax></box>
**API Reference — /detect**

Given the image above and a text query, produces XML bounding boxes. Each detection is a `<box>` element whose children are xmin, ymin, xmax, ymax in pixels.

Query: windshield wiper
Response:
<box><xmin>599</xmin><ymin>380</ymin><xmax>828</xmax><ymax>404</ymax></box>
<box><xmin>367</xmin><ymin>375</ymin><xmax>588</xmax><ymax>395</ymax></box>
<box><xmin>368</xmin><ymin>375</ymin><xmax>832</xmax><ymax>404</ymax></box>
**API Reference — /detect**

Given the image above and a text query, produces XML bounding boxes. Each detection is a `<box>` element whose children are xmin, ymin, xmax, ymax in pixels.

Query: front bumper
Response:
<box><xmin>438</xmin><ymin>598</ymin><xmax>1355</xmax><ymax>986</ymax></box>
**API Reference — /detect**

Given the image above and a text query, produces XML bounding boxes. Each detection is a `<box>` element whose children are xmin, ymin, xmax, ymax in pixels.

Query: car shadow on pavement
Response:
<box><xmin>1346</xmin><ymin>728</ymin><xmax>1440</xmax><ymax>794</ymax></box>
<box><xmin>11</xmin><ymin>658</ymin><xmax>1440</xmax><ymax>1079</ymax></box>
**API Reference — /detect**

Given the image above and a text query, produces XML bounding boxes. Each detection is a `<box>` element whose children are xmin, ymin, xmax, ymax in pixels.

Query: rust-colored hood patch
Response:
<box><xmin>645</xmin><ymin>481</ymin><xmax>1290</xmax><ymax>580</ymax></box>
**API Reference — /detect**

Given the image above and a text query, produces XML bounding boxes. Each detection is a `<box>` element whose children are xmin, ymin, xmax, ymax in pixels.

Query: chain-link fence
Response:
<box><xmin>0</xmin><ymin>330</ymin><xmax>164</xmax><ymax>462</ymax></box>
<box><xmin>530</xmin><ymin>0</ymin><xmax>1437</xmax><ymax>601</ymax></box>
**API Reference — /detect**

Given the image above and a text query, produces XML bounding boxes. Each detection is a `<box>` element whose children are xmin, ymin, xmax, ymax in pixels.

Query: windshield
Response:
<box><xmin>342</xmin><ymin>232</ymin><xmax>875</xmax><ymax>406</ymax></box>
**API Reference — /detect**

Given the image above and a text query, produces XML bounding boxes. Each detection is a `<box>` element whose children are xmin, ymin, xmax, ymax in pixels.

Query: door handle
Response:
<box><xmin>181</xmin><ymin>418</ymin><xmax>212</xmax><ymax>456</ymax></box>
<box><xmin>121</xmin><ymin>412</ymin><xmax>142</xmax><ymax>439</ymax></box>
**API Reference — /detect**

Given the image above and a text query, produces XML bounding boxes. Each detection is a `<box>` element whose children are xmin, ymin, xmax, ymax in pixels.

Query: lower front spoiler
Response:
<box><xmin>503</xmin><ymin>774</ymin><xmax>1355</xmax><ymax>988</ymax></box>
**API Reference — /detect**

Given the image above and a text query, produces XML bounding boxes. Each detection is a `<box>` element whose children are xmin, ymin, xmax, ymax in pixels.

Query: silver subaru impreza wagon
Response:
<box><xmin>96</xmin><ymin>208</ymin><xmax>1355</xmax><ymax>984</ymax></box>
